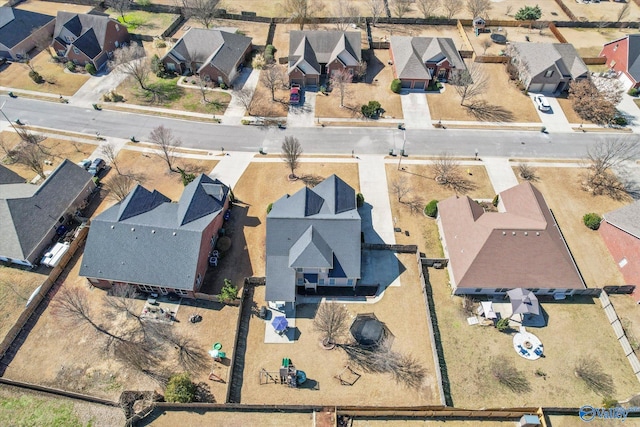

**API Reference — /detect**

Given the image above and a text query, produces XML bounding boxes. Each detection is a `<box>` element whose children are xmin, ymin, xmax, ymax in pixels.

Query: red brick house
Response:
<box><xmin>288</xmin><ymin>31</ymin><xmax>361</xmax><ymax>87</ymax></box>
<box><xmin>51</xmin><ymin>11</ymin><xmax>129</xmax><ymax>71</ymax></box>
<box><xmin>599</xmin><ymin>34</ymin><xmax>640</xmax><ymax>90</ymax></box>
<box><xmin>162</xmin><ymin>28</ymin><xmax>252</xmax><ymax>85</ymax></box>
<box><xmin>389</xmin><ymin>36</ymin><xmax>466</xmax><ymax>90</ymax></box>
<box><xmin>0</xmin><ymin>7</ymin><xmax>55</xmax><ymax>60</ymax></box>
<box><xmin>80</xmin><ymin>175</ymin><xmax>230</xmax><ymax>298</ymax></box>
<box><xmin>599</xmin><ymin>201</ymin><xmax>640</xmax><ymax>300</ymax></box>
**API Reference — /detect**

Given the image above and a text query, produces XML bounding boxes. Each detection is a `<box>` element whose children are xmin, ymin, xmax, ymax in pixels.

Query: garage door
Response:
<box><xmin>305</xmin><ymin>76</ymin><xmax>317</xmax><ymax>87</ymax></box>
<box><xmin>528</xmin><ymin>83</ymin><xmax>543</xmax><ymax>93</ymax></box>
<box><xmin>413</xmin><ymin>81</ymin><xmax>426</xmax><ymax>90</ymax></box>
<box><xmin>542</xmin><ymin>83</ymin><xmax>557</xmax><ymax>93</ymax></box>
<box><xmin>290</xmin><ymin>78</ymin><xmax>303</xmax><ymax>86</ymax></box>
<box><xmin>401</xmin><ymin>80</ymin><xmax>412</xmax><ymax>88</ymax></box>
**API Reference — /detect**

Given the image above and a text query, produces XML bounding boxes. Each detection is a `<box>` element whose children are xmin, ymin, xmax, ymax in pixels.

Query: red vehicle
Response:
<box><xmin>289</xmin><ymin>85</ymin><xmax>301</xmax><ymax>104</ymax></box>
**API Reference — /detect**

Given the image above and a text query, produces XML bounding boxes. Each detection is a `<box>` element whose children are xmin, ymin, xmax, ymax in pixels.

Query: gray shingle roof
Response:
<box><xmin>0</xmin><ymin>160</ymin><xmax>93</xmax><ymax>262</ymax></box>
<box><xmin>53</xmin><ymin>12</ymin><xmax>112</xmax><ymax>59</ymax></box>
<box><xmin>164</xmin><ymin>28</ymin><xmax>251</xmax><ymax>77</ymax></box>
<box><xmin>80</xmin><ymin>174</ymin><xmax>229</xmax><ymax>290</ymax></box>
<box><xmin>390</xmin><ymin>36</ymin><xmax>466</xmax><ymax>80</ymax></box>
<box><xmin>0</xmin><ymin>7</ymin><xmax>54</xmax><ymax>50</ymax></box>
<box><xmin>0</xmin><ymin>164</ymin><xmax>25</xmax><ymax>184</ymax></box>
<box><xmin>627</xmin><ymin>34</ymin><xmax>640</xmax><ymax>82</ymax></box>
<box><xmin>510</xmin><ymin>42</ymin><xmax>588</xmax><ymax>80</ymax></box>
<box><xmin>604</xmin><ymin>200</ymin><xmax>640</xmax><ymax>239</ymax></box>
<box><xmin>288</xmin><ymin>31</ymin><xmax>361</xmax><ymax>76</ymax></box>
<box><xmin>265</xmin><ymin>175</ymin><xmax>360</xmax><ymax>302</ymax></box>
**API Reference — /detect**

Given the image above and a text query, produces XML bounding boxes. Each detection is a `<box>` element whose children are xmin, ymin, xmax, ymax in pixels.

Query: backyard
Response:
<box><xmin>514</xmin><ymin>166</ymin><xmax>628</xmax><ymax>288</ymax></box>
<box><xmin>240</xmin><ymin>252</ymin><xmax>440</xmax><ymax>406</ymax></box>
<box><xmin>0</xmin><ymin>51</ymin><xmax>90</xmax><ymax>96</ymax></box>
<box><xmin>559</xmin><ymin>27</ymin><xmax>638</xmax><ymax>57</ymax></box>
<box><xmin>0</xmin><ymin>266</ymin><xmax>48</xmax><ymax>339</ymax></box>
<box><xmin>563</xmin><ymin>0</ymin><xmax>640</xmax><ymax>23</ymax></box>
<box><xmin>466</xmin><ymin>25</ymin><xmax>559</xmax><ymax>57</ymax></box>
<box><xmin>427</xmin><ymin>63</ymin><xmax>540</xmax><ymax>123</ymax></box>
<box><xmin>174</xmin><ymin>18</ymin><xmax>271</xmax><ymax>48</ymax></box>
<box><xmin>106</xmin><ymin>9</ymin><xmax>179</xmax><ymax>38</ymax></box>
<box><xmin>16</xmin><ymin>0</ymin><xmax>92</xmax><ymax>15</ymax></box>
<box><xmin>369</xmin><ymin>25</ymin><xmax>466</xmax><ymax>50</ymax></box>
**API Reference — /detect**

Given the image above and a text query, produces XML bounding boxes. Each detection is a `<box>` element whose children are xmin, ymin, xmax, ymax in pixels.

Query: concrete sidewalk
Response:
<box><xmin>483</xmin><ymin>157</ymin><xmax>519</xmax><ymax>194</ymax></box>
<box><xmin>208</xmin><ymin>151</ymin><xmax>255</xmax><ymax>189</ymax></box>
<box><xmin>358</xmin><ymin>155</ymin><xmax>395</xmax><ymax>244</ymax></box>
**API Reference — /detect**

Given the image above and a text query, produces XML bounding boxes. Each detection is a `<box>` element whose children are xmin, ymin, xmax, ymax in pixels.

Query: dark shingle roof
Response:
<box><xmin>0</xmin><ymin>164</ymin><xmax>25</xmax><ymax>184</ymax></box>
<box><xmin>390</xmin><ymin>36</ymin><xmax>466</xmax><ymax>80</ymax></box>
<box><xmin>80</xmin><ymin>175</ymin><xmax>229</xmax><ymax>290</ymax></box>
<box><xmin>0</xmin><ymin>7</ymin><xmax>54</xmax><ymax>50</ymax></box>
<box><xmin>627</xmin><ymin>34</ymin><xmax>640</xmax><ymax>82</ymax></box>
<box><xmin>604</xmin><ymin>200</ymin><xmax>640</xmax><ymax>239</ymax></box>
<box><xmin>265</xmin><ymin>175</ymin><xmax>360</xmax><ymax>302</ymax></box>
<box><xmin>53</xmin><ymin>12</ymin><xmax>112</xmax><ymax>59</ymax></box>
<box><xmin>0</xmin><ymin>160</ymin><xmax>93</xmax><ymax>262</ymax></box>
<box><xmin>510</xmin><ymin>42</ymin><xmax>588</xmax><ymax>80</ymax></box>
<box><xmin>288</xmin><ymin>31</ymin><xmax>361</xmax><ymax>76</ymax></box>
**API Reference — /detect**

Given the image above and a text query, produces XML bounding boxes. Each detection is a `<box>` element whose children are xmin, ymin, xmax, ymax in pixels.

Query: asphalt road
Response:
<box><xmin>1</xmin><ymin>96</ymin><xmax>636</xmax><ymax>159</ymax></box>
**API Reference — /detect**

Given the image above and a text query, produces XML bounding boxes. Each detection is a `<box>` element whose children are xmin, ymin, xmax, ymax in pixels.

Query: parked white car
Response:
<box><xmin>534</xmin><ymin>95</ymin><xmax>551</xmax><ymax>112</ymax></box>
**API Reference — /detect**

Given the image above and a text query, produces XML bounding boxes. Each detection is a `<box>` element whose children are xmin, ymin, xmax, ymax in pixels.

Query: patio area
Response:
<box><xmin>263</xmin><ymin>306</ymin><xmax>297</xmax><ymax>344</ymax></box>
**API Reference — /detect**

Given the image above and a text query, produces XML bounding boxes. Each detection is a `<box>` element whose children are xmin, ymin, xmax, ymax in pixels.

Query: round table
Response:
<box><xmin>513</xmin><ymin>332</ymin><xmax>543</xmax><ymax>360</ymax></box>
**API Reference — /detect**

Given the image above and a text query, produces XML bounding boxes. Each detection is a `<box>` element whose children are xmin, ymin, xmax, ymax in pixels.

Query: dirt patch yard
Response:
<box><xmin>174</xmin><ymin>18</ymin><xmax>271</xmax><ymax>47</ymax></box>
<box><xmin>0</xmin><ymin>131</ymin><xmax>96</xmax><ymax>181</ymax></box>
<box><xmin>241</xmin><ymin>253</ymin><xmax>440</xmax><ymax>406</ymax></box>
<box><xmin>15</xmin><ymin>0</ymin><xmax>93</xmax><ymax>14</ymax></box>
<box><xmin>370</xmin><ymin>25</ymin><xmax>467</xmax><ymax>50</ymax></box>
<box><xmin>515</xmin><ymin>166</ymin><xmax>628</xmax><ymax>288</ymax></box>
<box><xmin>315</xmin><ymin>50</ymin><xmax>403</xmax><ymax>120</ymax></box>
<box><xmin>559</xmin><ymin>27</ymin><xmax>638</xmax><ymax>57</ymax></box>
<box><xmin>427</xmin><ymin>63</ymin><xmax>540</xmax><ymax>123</ymax></box>
<box><xmin>429</xmin><ymin>262</ymin><xmax>638</xmax><ymax>407</ymax></box>
<box><xmin>232</xmin><ymin>160</ymin><xmax>360</xmax><ymax>277</ymax></box>
<box><xmin>0</xmin><ymin>51</ymin><xmax>90</xmax><ymax>96</ymax></box>
<box><xmin>563</xmin><ymin>0</ymin><xmax>640</xmax><ymax>23</ymax></box>
<box><xmin>0</xmin><ymin>266</ymin><xmax>48</xmax><ymax>339</ymax></box>
<box><xmin>385</xmin><ymin>162</ymin><xmax>494</xmax><ymax>256</ymax></box>
<box><xmin>2</xmin><ymin>250</ymin><xmax>239</xmax><ymax>403</ymax></box>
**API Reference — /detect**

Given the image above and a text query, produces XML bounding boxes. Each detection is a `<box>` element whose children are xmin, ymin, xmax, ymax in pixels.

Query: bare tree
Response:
<box><xmin>31</xmin><ymin>29</ymin><xmax>53</xmax><ymax>58</ymax></box>
<box><xmin>282</xmin><ymin>0</ymin><xmax>322</xmax><ymax>30</ymax></box>
<box><xmin>313</xmin><ymin>302</ymin><xmax>350</xmax><ymax>346</ymax></box>
<box><xmin>261</xmin><ymin>64</ymin><xmax>286</xmax><ymax>102</ymax></box>
<box><xmin>109</xmin><ymin>0</ymin><xmax>131</xmax><ymax>21</ymax></box>
<box><xmin>466</xmin><ymin>0</ymin><xmax>491</xmax><ymax>18</ymax></box>
<box><xmin>391</xmin><ymin>0</ymin><xmax>412</xmax><ymax>18</ymax></box>
<box><xmin>281</xmin><ymin>135</ymin><xmax>303</xmax><ymax>178</ymax></box>
<box><xmin>234</xmin><ymin>88</ymin><xmax>254</xmax><ymax>115</ymax></box>
<box><xmin>334</xmin><ymin>0</ymin><xmax>360</xmax><ymax>31</ymax></box>
<box><xmin>616</xmin><ymin>2</ymin><xmax>631</xmax><ymax>23</ymax></box>
<box><xmin>430</xmin><ymin>152</ymin><xmax>476</xmax><ymax>194</ymax></box>
<box><xmin>489</xmin><ymin>356</ymin><xmax>530</xmax><ymax>392</ymax></box>
<box><xmin>104</xmin><ymin>174</ymin><xmax>137</xmax><ymax>202</ymax></box>
<box><xmin>329</xmin><ymin>68</ymin><xmax>352</xmax><ymax>108</ymax></box>
<box><xmin>517</xmin><ymin>163</ymin><xmax>538</xmax><ymax>182</ymax></box>
<box><xmin>416</xmin><ymin>0</ymin><xmax>440</xmax><ymax>19</ymax></box>
<box><xmin>149</xmin><ymin>125</ymin><xmax>182</xmax><ymax>173</ymax></box>
<box><xmin>575</xmin><ymin>356</ymin><xmax>615</xmax><ymax>396</ymax></box>
<box><xmin>179</xmin><ymin>0</ymin><xmax>221</xmax><ymax>29</ymax></box>
<box><xmin>391</xmin><ymin>176</ymin><xmax>411</xmax><ymax>202</ymax></box>
<box><xmin>109</xmin><ymin>44</ymin><xmax>150</xmax><ymax>92</ymax></box>
<box><xmin>450</xmin><ymin>62</ymin><xmax>489</xmax><ymax>106</ymax></box>
<box><xmin>582</xmin><ymin>138</ymin><xmax>639</xmax><ymax>199</ymax></box>
<box><xmin>196</xmin><ymin>77</ymin><xmax>224</xmax><ymax>114</ymax></box>
<box><xmin>442</xmin><ymin>0</ymin><xmax>463</xmax><ymax>19</ymax></box>
<box><xmin>569</xmin><ymin>79</ymin><xmax>618</xmax><ymax>126</ymax></box>
<box><xmin>101</xmin><ymin>142</ymin><xmax>122</xmax><ymax>175</ymax></box>
<box><xmin>149</xmin><ymin>324</ymin><xmax>208</xmax><ymax>373</ymax></box>
<box><xmin>0</xmin><ymin>130</ymin><xmax>49</xmax><ymax>180</ymax></box>
<box><xmin>481</xmin><ymin>38</ymin><xmax>492</xmax><ymax>54</ymax></box>
<box><xmin>367</xmin><ymin>0</ymin><xmax>386</xmax><ymax>25</ymax></box>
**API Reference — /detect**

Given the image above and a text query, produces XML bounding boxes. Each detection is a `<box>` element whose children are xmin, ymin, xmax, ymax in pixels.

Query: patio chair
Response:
<box><xmin>534</xmin><ymin>347</ymin><xmax>543</xmax><ymax>356</ymax></box>
<box><xmin>519</xmin><ymin>347</ymin><xmax>528</xmax><ymax>356</ymax></box>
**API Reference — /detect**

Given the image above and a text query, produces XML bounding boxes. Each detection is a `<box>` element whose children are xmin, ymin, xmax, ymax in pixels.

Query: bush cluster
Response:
<box><xmin>628</xmin><ymin>88</ymin><xmax>639</xmax><ymax>97</ymax></box>
<box><xmin>65</xmin><ymin>61</ymin><xmax>75</xmax><ymax>72</ymax></box>
<box><xmin>424</xmin><ymin>200</ymin><xmax>438</xmax><ymax>217</ymax></box>
<box><xmin>85</xmin><ymin>63</ymin><xmax>97</xmax><ymax>75</ymax></box>
<box><xmin>28</xmin><ymin>70</ymin><xmax>44</xmax><ymax>84</ymax></box>
<box><xmin>390</xmin><ymin>79</ymin><xmax>402</xmax><ymax>93</ymax></box>
<box><xmin>264</xmin><ymin>44</ymin><xmax>276</xmax><ymax>63</ymax></box>
<box><xmin>356</xmin><ymin>193</ymin><xmax>365</xmax><ymax>208</ymax></box>
<box><xmin>583</xmin><ymin>213</ymin><xmax>602</xmax><ymax>230</ymax></box>
<box><xmin>361</xmin><ymin>100</ymin><xmax>382</xmax><ymax>118</ymax></box>
<box><xmin>165</xmin><ymin>373</ymin><xmax>195</xmax><ymax>403</ymax></box>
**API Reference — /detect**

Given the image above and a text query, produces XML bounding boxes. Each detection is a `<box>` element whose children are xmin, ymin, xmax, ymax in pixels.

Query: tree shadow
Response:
<box><xmin>299</xmin><ymin>173</ymin><xmax>324</xmax><ymax>187</ymax></box>
<box><xmin>364</xmin><ymin>51</ymin><xmax>385</xmax><ymax>84</ymax></box>
<box><xmin>466</xmin><ymin>100</ymin><xmax>515</xmax><ymax>122</ymax></box>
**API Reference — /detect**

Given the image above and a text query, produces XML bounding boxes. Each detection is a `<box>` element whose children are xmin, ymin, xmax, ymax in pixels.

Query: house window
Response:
<box><xmin>610</xmin><ymin>60</ymin><xmax>616</xmax><ymax>68</ymax></box>
<box><xmin>72</xmin><ymin>47</ymin><xmax>80</xmax><ymax>55</ymax></box>
<box><xmin>548</xmin><ymin>288</ymin><xmax>556</xmax><ymax>293</ymax></box>
<box><xmin>544</xmin><ymin>70</ymin><xmax>554</xmax><ymax>78</ymax></box>
<box><xmin>474</xmin><ymin>288</ymin><xmax>482</xmax><ymax>293</ymax></box>
<box><xmin>296</xmin><ymin>268</ymin><xmax>303</xmax><ymax>272</ymax></box>
<box><xmin>297</xmin><ymin>278</ymin><xmax>303</xmax><ymax>285</ymax></box>
<box><xmin>116</xmin><ymin>24</ymin><xmax>120</xmax><ymax>31</ymax></box>
<box><xmin>166</xmin><ymin>62</ymin><xmax>176</xmax><ymax>71</ymax></box>
<box><xmin>531</xmin><ymin>288</ymin><xmax>540</xmax><ymax>293</ymax></box>
<box><xmin>319</xmin><ymin>279</ymin><xmax>324</xmax><ymax>285</ymax></box>
<box><xmin>347</xmin><ymin>279</ymin><xmax>354</xmax><ymax>286</ymax></box>
<box><xmin>196</xmin><ymin>273</ymin><xmax>202</xmax><ymax>286</ymax></box>
<box><xmin>613</xmin><ymin>43</ymin><xmax>618</xmax><ymax>51</ymax></box>
<box><xmin>329</xmin><ymin>278</ymin><xmax>335</xmax><ymax>285</ymax></box>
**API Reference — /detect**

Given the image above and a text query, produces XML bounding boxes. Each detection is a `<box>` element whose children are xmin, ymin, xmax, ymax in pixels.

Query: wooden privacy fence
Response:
<box><xmin>599</xmin><ymin>291</ymin><xmax>640</xmax><ymax>383</ymax></box>
<box><xmin>475</xmin><ymin>55</ymin><xmax>508</xmax><ymax>63</ymax></box>
<box><xmin>548</xmin><ymin>22</ymin><xmax>568</xmax><ymax>43</ymax></box>
<box><xmin>582</xmin><ymin>57</ymin><xmax>607</xmax><ymax>65</ymax></box>
<box><xmin>553</xmin><ymin>0</ymin><xmax>578</xmax><ymax>21</ymax></box>
<box><xmin>0</xmin><ymin>226</ymin><xmax>89</xmax><ymax>362</ymax></box>
<box><xmin>362</xmin><ymin>243</ymin><xmax>417</xmax><ymax>253</ymax></box>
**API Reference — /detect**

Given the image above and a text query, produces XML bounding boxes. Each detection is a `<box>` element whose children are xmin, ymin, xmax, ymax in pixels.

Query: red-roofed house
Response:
<box><xmin>437</xmin><ymin>182</ymin><xmax>586</xmax><ymax>296</ymax></box>
<box><xmin>599</xmin><ymin>34</ymin><xmax>640</xmax><ymax>90</ymax></box>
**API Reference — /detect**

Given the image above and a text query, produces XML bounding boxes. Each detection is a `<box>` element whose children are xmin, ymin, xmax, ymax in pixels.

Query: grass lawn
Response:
<box><xmin>248</xmin><ymin>73</ymin><xmax>289</xmax><ymax>118</ymax></box>
<box><xmin>114</xmin><ymin>75</ymin><xmax>230</xmax><ymax>114</ymax></box>
<box><xmin>0</xmin><ymin>266</ymin><xmax>48</xmax><ymax>339</ymax></box>
<box><xmin>240</xmin><ymin>253</ymin><xmax>440</xmax><ymax>406</ymax></box>
<box><xmin>0</xmin><ymin>131</ymin><xmax>96</xmax><ymax>180</ymax></box>
<box><xmin>427</xmin><ymin>63</ymin><xmax>540</xmax><ymax>123</ymax></box>
<box><xmin>106</xmin><ymin>9</ymin><xmax>179</xmax><ymax>37</ymax></box>
<box><xmin>315</xmin><ymin>50</ymin><xmax>402</xmax><ymax>120</ymax></box>
<box><xmin>0</xmin><ymin>51</ymin><xmax>89</xmax><ymax>96</ymax></box>
<box><xmin>430</xmin><ymin>263</ymin><xmax>638</xmax><ymax>407</ymax></box>
<box><xmin>175</xmin><ymin>18</ymin><xmax>271</xmax><ymax>47</ymax></box>
<box><xmin>385</xmin><ymin>163</ymin><xmax>494</xmax><ymax>256</ymax></box>
<box><xmin>515</xmin><ymin>167</ymin><xmax>628</xmax><ymax>288</ymax></box>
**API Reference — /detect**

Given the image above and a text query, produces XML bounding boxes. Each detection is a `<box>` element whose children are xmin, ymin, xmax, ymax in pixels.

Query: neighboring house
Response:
<box><xmin>599</xmin><ymin>34</ymin><xmax>640</xmax><ymax>90</ymax></box>
<box><xmin>389</xmin><ymin>36</ymin><xmax>466</xmax><ymax>90</ymax></box>
<box><xmin>288</xmin><ymin>30</ymin><xmax>361</xmax><ymax>87</ymax></box>
<box><xmin>0</xmin><ymin>7</ymin><xmax>55</xmax><ymax>60</ymax></box>
<box><xmin>162</xmin><ymin>28</ymin><xmax>252</xmax><ymax>85</ymax></box>
<box><xmin>437</xmin><ymin>182</ymin><xmax>586</xmax><ymax>296</ymax></box>
<box><xmin>51</xmin><ymin>11</ymin><xmax>129</xmax><ymax>70</ymax></box>
<box><xmin>0</xmin><ymin>161</ymin><xmax>94</xmax><ymax>267</ymax></box>
<box><xmin>265</xmin><ymin>175</ymin><xmax>361</xmax><ymax>309</ymax></box>
<box><xmin>599</xmin><ymin>201</ymin><xmax>640</xmax><ymax>300</ymax></box>
<box><xmin>80</xmin><ymin>175</ymin><xmax>230</xmax><ymax>297</ymax></box>
<box><xmin>507</xmin><ymin>42</ymin><xmax>588</xmax><ymax>93</ymax></box>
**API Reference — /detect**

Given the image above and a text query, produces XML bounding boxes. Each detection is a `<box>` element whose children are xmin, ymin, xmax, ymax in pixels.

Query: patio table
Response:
<box><xmin>513</xmin><ymin>331</ymin><xmax>543</xmax><ymax>360</ymax></box>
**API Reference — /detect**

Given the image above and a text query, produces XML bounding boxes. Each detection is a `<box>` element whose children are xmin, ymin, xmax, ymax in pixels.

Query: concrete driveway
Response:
<box><xmin>400</xmin><ymin>91</ymin><xmax>432</xmax><ymax>129</ymax></box>
<box><xmin>222</xmin><ymin>68</ymin><xmax>259</xmax><ymax>125</ymax></box>
<box><xmin>530</xmin><ymin>93</ymin><xmax>571</xmax><ymax>133</ymax></box>
<box><xmin>69</xmin><ymin>65</ymin><xmax>131</xmax><ymax>107</ymax></box>
<box><xmin>287</xmin><ymin>89</ymin><xmax>316</xmax><ymax>127</ymax></box>
<box><xmin>617</xmin><ymin>93</ymin><xmax>640</xmax><ymax>133</ymax></box>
